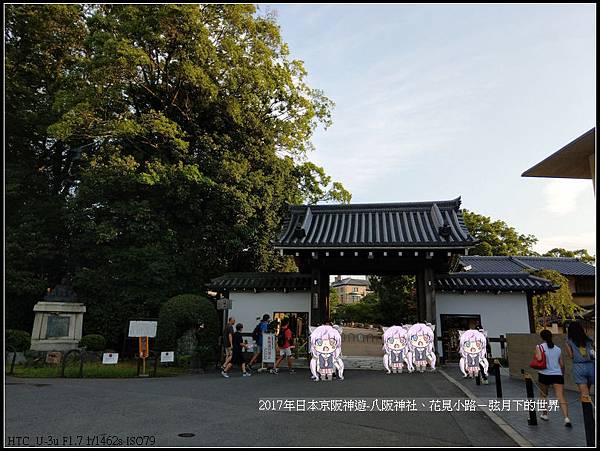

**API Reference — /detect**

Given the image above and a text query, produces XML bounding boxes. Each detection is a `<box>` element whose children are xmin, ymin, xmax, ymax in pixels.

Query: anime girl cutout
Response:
<box><xmin>407</xmin><ymin>323</ymin><xmax>436</xmax><ymax>372</ymax></box>
<box><xmin>459</xmin><ymin>329</ymin><xmax>489</xmax><ymax>378</ymax></box>
<box><xmin>309</xmin><ymin>325</ymin><xmax>344</xmax><ymax>381</ymax></box>
<box><xmin>382</xmin><ymin>325</ymin><xmax>414</xmax><ymax>374</ymax></box>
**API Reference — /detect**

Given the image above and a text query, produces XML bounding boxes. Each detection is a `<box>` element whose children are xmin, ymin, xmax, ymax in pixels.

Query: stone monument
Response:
<box><xmin>30</xmin><ymin>277</ymin><xmax>86</xmax><ymax>352</ymax></box>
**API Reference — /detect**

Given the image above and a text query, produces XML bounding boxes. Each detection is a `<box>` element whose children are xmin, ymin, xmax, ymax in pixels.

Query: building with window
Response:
<box><xmin>331</xmin><ymin>276</ymin><xmax>371</xmax><ymax>304</ymax></box>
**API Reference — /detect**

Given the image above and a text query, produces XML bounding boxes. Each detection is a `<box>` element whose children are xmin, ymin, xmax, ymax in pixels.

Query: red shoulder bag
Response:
<box><xmin>529</xmin><ymin>344</ymin><xmax>547</xmax><ymax>370</ymax></box>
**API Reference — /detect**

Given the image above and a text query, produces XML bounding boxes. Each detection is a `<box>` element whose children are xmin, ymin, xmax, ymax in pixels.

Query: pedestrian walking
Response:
<box><xmin>221</xmin><ymin>317</ymin><xmax>235</xmax><ymax>370</ymax></box>
<box><xmin>534</xmin><ymin>329</ymin><xmax>571</xmax><ymax>427</ymax></box>
<box><xmin>247</xmin><ymin>314</ymin><xmax>270</xmax><ymax>371</ymax></box>
<box><xmin>564</xmin><ymin>321</ymin><xmax>595</xmax><ymax>400</ymax></box>
<box><xmin>271</xmin><ymin>318</ymin><xmax>295</xmax><ymax>374</ymax></box>
<box><xmin>222</xmin><ymin>323</ymin><xmax>251</xmax><ymax>378</ymax></box>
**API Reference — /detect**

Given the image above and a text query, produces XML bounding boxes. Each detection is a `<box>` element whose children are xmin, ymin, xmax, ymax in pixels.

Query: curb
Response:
<box><xmin>438</xmin><ymin>368</ymin><xmax>533</xmax><ymax>447</ymax></box>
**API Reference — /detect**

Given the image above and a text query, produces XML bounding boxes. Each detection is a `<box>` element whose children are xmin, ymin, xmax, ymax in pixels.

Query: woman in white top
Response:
<box><xmin>534</xmin><ymin>329</ymin><xmax>571</xmax><ymax>427</ymax></box>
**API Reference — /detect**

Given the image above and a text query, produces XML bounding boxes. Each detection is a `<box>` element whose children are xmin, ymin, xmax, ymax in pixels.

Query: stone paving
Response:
<box><xmin>442</xmin><ymin>363</ymin><xmax>595</xmax><ymax>447</ymax></box>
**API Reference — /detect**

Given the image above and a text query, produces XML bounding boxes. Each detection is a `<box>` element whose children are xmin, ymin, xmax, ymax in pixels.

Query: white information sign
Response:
<box><xmin>160</xmin><ymin>351</ymin><xmax>175</xmax><ymax>363</ymax></box>
<box><xmin>128</xmin><ymin>320</ymin><xmax>157</xmax><ymax>338</ymax></box>
<box><xmin>102</xmin><ymin>352</ymin><xmax>119</xmax><ymax>364</ymax></box>
<box><xmin>262</xmin><ymin>333</ymin><xmax>276</xmax><ymax>364</ymax></box>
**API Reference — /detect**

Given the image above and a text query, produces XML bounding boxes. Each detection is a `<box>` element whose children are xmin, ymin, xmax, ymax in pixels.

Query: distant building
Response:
<box><xmin>331</xmin><ymin>276</ymin><xmax>371</xmax><ymax>304</ymax></box>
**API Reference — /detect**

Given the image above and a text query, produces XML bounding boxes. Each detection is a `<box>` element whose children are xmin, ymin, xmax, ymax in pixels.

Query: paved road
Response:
<box><xmin>5</xmin><ymin>370</ymin><xmax>517</xmax><ymax>447</ymax></box>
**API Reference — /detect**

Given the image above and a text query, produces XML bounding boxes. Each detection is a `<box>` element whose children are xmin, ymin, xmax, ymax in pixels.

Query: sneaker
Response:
<box><xmin>482</xmin><ymin>379</ymin><xmax>489</xmax><ymax>385</ymax></box>
<box><xmin>221</xmin><ymin>371</ymin><xmax>229</xmax><ymax>378</ymax></box>
<box><xmin>288</xmin><ymin>369</ymin><xmax>295</xmax><ymax>374</ymax></box>
<box><xmin>540</xmin><ymin>413</ymin><xmax>549</xmax><ymax>421</ymax></box>
<box><xmin>242</xmin><ymin>372</ymin><xmax>252</xmax><ymax>377</ymax></box>
<box><xmin>270</xmin><ymin>368</ymin><xmax>279</xmax><ymax>374</ymax></box>
<box><xmin>564</xmin><ymin>417</ymin><xmax>572</xmax><ymax>427</ymax></box>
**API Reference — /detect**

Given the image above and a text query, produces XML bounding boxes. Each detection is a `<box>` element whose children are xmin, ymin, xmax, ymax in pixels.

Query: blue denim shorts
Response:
<box><xmin>573</xmin><ymin>362</ymin><xmax>595</xmax><ymax>385</ymax></box>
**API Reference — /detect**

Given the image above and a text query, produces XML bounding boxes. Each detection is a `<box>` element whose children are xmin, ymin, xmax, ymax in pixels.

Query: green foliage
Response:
<box><xmin>463</xmin><ymin>210</ymin><xmax>538</xmax><ymax>256</ymax></box>
<box><xmin>329</xmin><ymin>287</ymin><xmax>341</xmax><ymax>316</ymax></box>
<box><xmin>368</xmin><ymin>276</ymin><xmax>417</xmax><ymax>326</ymax></box>
<box><xmin>176</xmin><ymin>354</ymin><xmax>193</xmax><ymax>368</ymax></box>
<box><xmin>531</xmin><ymin>269</ymin><xmax>583</xmax><ymax>326</ymax></box>
<box><xmin>542</xmin><ymin>248</ymin><xmax>596</xmax><ymax>265</ymax></box>
<box><xmin>79</xmin><ymin>334</ymin><xmax>107</xmax><ymax>351</ymax></box>
<box><xmin>6</xmin><ymin>330</ymin><xmax>32</xmax><ymax>352</ymax></box>
<box><xmin>333</xmin><ymin>276</ymin><xmax>417</xmax><ymax>326</ymax></box>
<box><xmin>5</xmin><ymin>4</ymin><xmax>350</xmax><ymax>341</ymax></box>
<box><xmin>157</xmin><ymin>294</ymin><xmax>220</xmax><ymax>360</ymax></box>
<box><xmin>335</xmin><ymin>293</ymin><xmax>381</xmax><ymax>325</ymax></box>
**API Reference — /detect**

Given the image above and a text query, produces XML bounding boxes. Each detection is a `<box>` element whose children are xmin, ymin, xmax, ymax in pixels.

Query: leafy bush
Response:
<box><xmin>157</xmin><ymin>294</ymin><xmax>220</xmax><ymax>367</ymax></box>
<box><xmin>176</xmin><ymin>354</ymin><xmax>192</xmax><ymax>368</ymax></box>
<box><xmin>79</xmin><ymin>334</ymin><xmax>106</xmax><ymax>351</ymax></box>
<box><xmin>6</xmin><ymin>329</ymin><xmax>31</xmax><ymax>351</ymax></box>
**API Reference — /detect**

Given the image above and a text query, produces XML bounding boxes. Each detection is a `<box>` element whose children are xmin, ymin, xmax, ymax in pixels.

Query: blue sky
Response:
<box><xmin>267</xmin><ymin>3</ymin><xmax>596</xmax><ymax>255</ymax></box>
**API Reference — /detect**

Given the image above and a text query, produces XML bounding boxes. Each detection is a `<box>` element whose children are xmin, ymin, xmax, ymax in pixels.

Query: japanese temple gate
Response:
<box><xmin>273</xmin><ymin>197</ymin><xmax>477</xmax><ymax>326</ymax></box>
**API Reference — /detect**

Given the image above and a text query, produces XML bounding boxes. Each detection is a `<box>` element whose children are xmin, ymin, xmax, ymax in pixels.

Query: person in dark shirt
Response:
<box><xmin>221</xmin><ymin>317</ymin><xmax>235</xmax><ymax>370</ymax></box>
<box><xmin>222</xmin><ymin>323</ymin><xmax>251</xmax><ymax>378</ymax></box>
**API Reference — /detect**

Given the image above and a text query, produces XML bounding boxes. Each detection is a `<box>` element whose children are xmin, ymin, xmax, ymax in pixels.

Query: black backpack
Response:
<box><xmin>277</xmin><ymin>327</ymin><xmax>294</xmax><ymax>347</ymax></box>
<box><xmin>251</xmin><ymin>322</ymin><xmax>262</xmax><ymax>341</ymax></box>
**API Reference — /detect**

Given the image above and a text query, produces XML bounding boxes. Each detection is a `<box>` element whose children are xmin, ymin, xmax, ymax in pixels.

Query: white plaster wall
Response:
<box><xmin>436</xmin><ymin>292</ymin><xmax>531</xmax><ymax>357</ymax></box>
<box><xmin>228</xmin><ymin>291</ymin><xmax>311</xmax><ymax>332</ymax></box>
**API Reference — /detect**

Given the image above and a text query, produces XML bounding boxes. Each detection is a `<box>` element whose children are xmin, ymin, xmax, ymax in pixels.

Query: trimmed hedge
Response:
<box><xmin>79</xmin><ymin>334</ymin><xmax>106</xmax><ymax>351</ymax></box>
<box><xmin>7</xmin><ymin>329</ymin><xmax>31</xmax><ymax>352</ymax></box>
<box><xmin>157</xmin><ymin>294</ymin><xmax>220</xmax><ymax>367</ymax></box>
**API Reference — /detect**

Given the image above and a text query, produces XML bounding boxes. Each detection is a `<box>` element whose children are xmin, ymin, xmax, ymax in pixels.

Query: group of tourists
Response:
<box><xmin>220</xmin><ymin>314</ymin><xmax>295</xmax><ymax>378</ymax></box>
<box><xmin>531</xmin><ymin>321</ymin><xmax>595</xmax><ymax>428</ymax></box>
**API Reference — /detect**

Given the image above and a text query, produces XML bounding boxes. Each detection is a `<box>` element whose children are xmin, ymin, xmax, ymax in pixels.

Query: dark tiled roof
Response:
<box><xmin>274</xmin><ymin>197</ymin><xmax>476</xmax><ymax>249</ymax></box>
<box><xmin>517</xmin><ymin>257</ymin><xmax>596</xmax><ymax>276</ymax></box>
<box><xmin>207</xmin><ymin>273</ymin><xmax>311</xmax><ymax>291</ymax></box>
<box><xmin>331</xmin><ymin>278</ymin><xmax>370</xmax><ymax>288</ymax></box>
<box><xmin>459</xmin><ymin>256</ymin><xmax>596</xmax><ymax>276</ymax></box>
<box><xmin>436</xmin><ymin>273</ymin><xmax>559</xmax><ymax>292</ymax></box>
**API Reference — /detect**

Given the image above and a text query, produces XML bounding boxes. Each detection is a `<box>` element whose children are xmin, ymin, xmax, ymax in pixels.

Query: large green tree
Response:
<box><xmin>5</xmin><ymin>4</ymin><xmax>350</xmax><ymax>344</ymax></box>
<box><xmin>531</xmin><ymin>269</ymin><xmax>583</xmax><ymax>328</ymax></box>
<box><xmin>368</xmin><ymin>276</ymin><xmax>417</xmax><ymax>326</ymax></box>
<box><xmin>462</xmin><ymin>210</ymin><xmax>538</xmax><ymax>256</ymax></box>
<box><xmin>6</xmin><ymin>5</ymin><xmax>88</xmax><ymax>330</ymax></box>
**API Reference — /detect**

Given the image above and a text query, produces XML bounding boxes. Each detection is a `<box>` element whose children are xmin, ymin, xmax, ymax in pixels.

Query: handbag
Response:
<box><xmin>529</xmin><ymin>344</ymin><xmax>547</xmax><ymax>370</ymax></box>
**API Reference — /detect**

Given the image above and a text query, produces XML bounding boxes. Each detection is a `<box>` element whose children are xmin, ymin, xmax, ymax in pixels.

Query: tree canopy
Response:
<box><xmin>542</xmin><ymin>248</ymin><xmax>596</xmax><ymax>265</ymax></box>
<box><xmin>462</xmin><ymin>210</ymin><xmax>538</xmax><ymax>256</ymax></box>
<box><xmin>5</xmin><ymin>4</ymin><xmax>349</xmax><ymax>344</ymax></box>
<box><xmin>531</xmin><ymin>269</ymin><xmax>583</xmax><ymax>327</ymax></box>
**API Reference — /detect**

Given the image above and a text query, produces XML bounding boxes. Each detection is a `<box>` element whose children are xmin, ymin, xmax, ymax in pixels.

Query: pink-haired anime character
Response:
<box><xmin>382</xmin><ymin>326</ymin><xmax>414</xmax><ymax>374</ymax></box>
<box><xmin>459</xmin><ymin>329</ymin><xmax>489</xmax><ymax>378</ymax></box>
<box><xmin>309</xmin><ymin>325</ymin><xmax>344</xmax><ymax>381</ymax></box>
<box><xmin>407</xmin><ymin>323</ymin><xmax>436</xmax><ymax>372</ymax></box>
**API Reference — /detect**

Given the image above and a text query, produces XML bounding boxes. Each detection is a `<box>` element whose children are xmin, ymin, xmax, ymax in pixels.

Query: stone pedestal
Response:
<box><xmin>30</xmin><ymin>302</ymin><xmax>86</xmax><ymax>352</ymax></box>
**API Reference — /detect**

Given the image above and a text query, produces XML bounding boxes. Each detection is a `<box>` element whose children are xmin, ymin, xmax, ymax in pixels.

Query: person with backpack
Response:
<box><xmin>247</xmin><ymin>314</ymin><xmax>270</xmax><ymax>371</ymax></box>
<box><xmin>534</xmin><ymin>329</ymin><xmax>571</xmax><ymax>427</ymax></box>
<box><xmin>271</xmin><ymin>318</ymin><xmax>295</xmax><ymax>374</ymax></box>
<box><xmin>564</xmin><ymin>321</ymin><xmax>595</xmax><ymax>402</ymax></box>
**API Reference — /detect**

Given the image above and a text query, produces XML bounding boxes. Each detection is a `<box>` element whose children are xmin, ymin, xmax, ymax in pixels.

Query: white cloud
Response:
<box><xmin>542</xmin><ymin>179</ymin><xmax>591</xmax><ymax>216</ymax></box>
